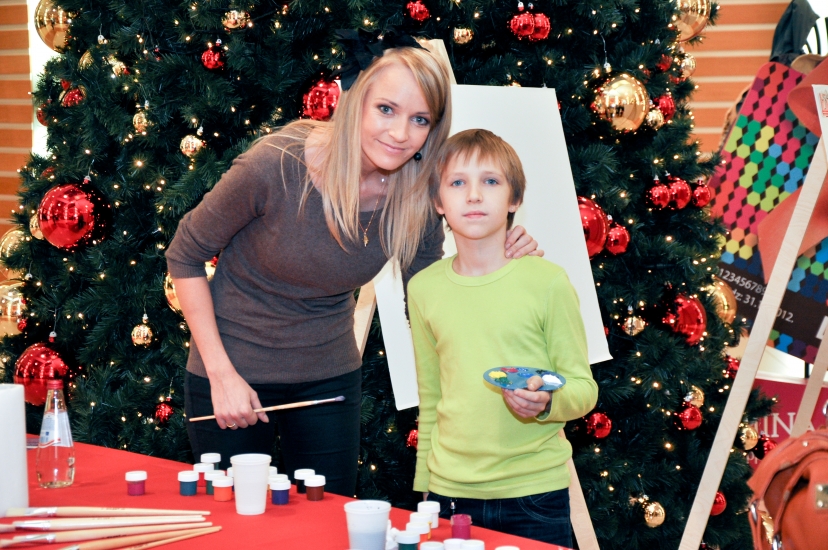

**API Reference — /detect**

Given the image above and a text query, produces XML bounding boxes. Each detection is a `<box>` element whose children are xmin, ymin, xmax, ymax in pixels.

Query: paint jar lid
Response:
<box><xmin>443</xmin><ymin>540</ymin><xmax>465</xmax><ymax>550</ymax></box>
<box><xmin>269</xmin><ymin>474</ymin><xmax>289</xmax><ymax>483</ymax></box>
<box><xmin>204</xmin><ymin>470</ymin><xmax>225</xmax><ymax>481</ymax></box>
<box><xmin>421</xmin><ymin>543</ymin><xmax>445</xmax><ymax>549</ymax></box>
<box><xmin>493</xmin><ymin>547</ymin><xmax>520</xmax><ymax>550</ymax></box>
<box><xmin>212</xmin><ymin>476</ymin><xmax>233</xmax><ymax>488</ymax></box>
<box><xmin>460</xmin><ymin>541</ymin><xmax>484</xmax><ymax>549</ymax></box>
<box><xmin>200</xmin><ymin>452</ymin><xmax>221</xmax><ymax>464</ymax></box>
<box><xmin>418</xmin><ymin>501</ymin><xmax>440</xmax><ymax>514</ymax></box>
<box><xmin>451</xmin><ymin>514</ymin><xmax>472</xmax><ymax>526</ymax></box>
<box><xmin>193</xmin><ymin>462</ymin><xmax>214</xmax><ymax>473</ymax></box>
<box><xmin>294</xmin><ymin>468</ymin><xmax>315</xmax><ymax>480</ymax></box>
<box><xmin>304</xmin><ymin>475</ymin><xmax>326</xmax><ymax>487</ymax></box>
<box><xmin>269</xmin><ymin>466</ymin><xmax>278</xmax><ymax>476</ymax></box>
<box><xmin>125</xmin><ymin>470</ymin><xmax>147</xmax><ymax>482</ymax></box>
<box><xmin>226</xmin><ymin>467</ymin><xmax>234</xmax><ymax>477</ymax></box>
<box><xmin>410</xmin><ymin>512</ymin><xmax>432</xmax><ymax>524</ymax></box>
<box><xmin>270</xmin><ymin>480</ymin><xmax>291</xmax><ymax>491</ymax></box>
<box><xmin>406</xmin><ymin>521</ymin><xmax>430</xmax><ymax>535</ymax></box>
<box><xmin>178</xmin><ymin>471</ymin><xmax>199</xmax><ymax>482</ymax></box>
<box><xmin>396</xmin><ymin>531</ymin><xmax>420</xmax><ymax>544</ymax></box>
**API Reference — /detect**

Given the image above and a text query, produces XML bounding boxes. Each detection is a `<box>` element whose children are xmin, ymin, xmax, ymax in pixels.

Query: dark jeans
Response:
<box><xmin>184</xmin><ymin>369</ymin><xmax>362</xmax><ymax>497</ymax></box>
<box><xmin>427</xmin><ymin>488</ymin><xmax>573</xmax><ymax>547</ymax></box>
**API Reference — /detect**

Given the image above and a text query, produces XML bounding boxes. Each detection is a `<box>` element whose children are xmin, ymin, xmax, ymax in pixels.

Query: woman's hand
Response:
<box><xmin>208</xmin><ymin>365</ymin><xmax>269</xmax><ymax>430</ymax></box>
<box><xmin>505</xmin><ymin>225</ymin><xmax>544</xmax><ymax>259</ymax></box>
<box><xmin>503</xmin><ymin>375</ymin><xmax>551</xmax><ymax>418</ymax></box>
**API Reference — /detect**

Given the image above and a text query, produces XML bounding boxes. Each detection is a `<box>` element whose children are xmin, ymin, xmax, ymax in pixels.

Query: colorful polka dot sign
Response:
<box><xmin>709</xmin><ymin>62</ymin><xmax>828</xmax><ymax>363</ymax></box>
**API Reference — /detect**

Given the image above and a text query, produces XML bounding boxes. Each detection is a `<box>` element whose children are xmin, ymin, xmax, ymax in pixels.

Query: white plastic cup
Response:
<box><xmin>461</xmin><ymin>541</ymin><xmax>485</xmax><ymax>549</ymax></box>
<box><xmin>444</xmin><ymin>540</ymin><xmax>466</xmax><ymax>550</ymax></box>
<box><xmin>421</xmin><ymin>542</ymin><xmax>446</xmax><ymax>549</ymax></box>
<box><xmin>230</xmin><ymin>454</ymin><xmax>271</xmax><ymax>515</ymax></box>
<box><xmin>418</xmin><ymin>500</ymin><xmax>440</xmax><ymax>528</ymax></box>
<box><xmin>344</xmin><ymin>500</ymin><xmax>392</xmax><ymax>550</ymax></box>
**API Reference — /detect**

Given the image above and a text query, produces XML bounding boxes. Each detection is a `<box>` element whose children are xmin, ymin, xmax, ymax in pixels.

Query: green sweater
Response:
<box><xmin>409</xmin><ymin>255</ymin><xmax>598</xmax><ymax>499</ymax></box>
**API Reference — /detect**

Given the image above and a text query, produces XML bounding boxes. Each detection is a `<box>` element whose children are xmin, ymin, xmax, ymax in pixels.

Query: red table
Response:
<box><xmin>0</xmin><ymin>442</ymin><xmax>568</xmax><ymax>549</ymax></box>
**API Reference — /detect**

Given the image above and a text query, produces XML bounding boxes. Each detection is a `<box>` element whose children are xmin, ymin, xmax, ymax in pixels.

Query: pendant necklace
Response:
<box><xmin>359</xmin><ymin>177</ymin><xmax>385</xmax><ymax>247</ymax></box>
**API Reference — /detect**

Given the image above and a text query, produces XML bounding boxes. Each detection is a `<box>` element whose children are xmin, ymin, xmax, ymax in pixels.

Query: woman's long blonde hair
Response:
<box><xmin>277</xmin><ymin>46</ymin><xmax>452</xmax><ymax>271</ymax></box>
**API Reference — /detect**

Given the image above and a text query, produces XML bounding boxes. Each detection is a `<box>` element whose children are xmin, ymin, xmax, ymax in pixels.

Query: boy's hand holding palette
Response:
<box><xmin>483</xmin><ymin>367</ymin><xmax>566</xmax><ymax>391</ymax></box>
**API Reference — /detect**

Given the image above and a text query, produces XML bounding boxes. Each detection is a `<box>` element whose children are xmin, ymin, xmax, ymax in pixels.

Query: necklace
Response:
<box><xmin>358</xmin><ymin>177</ymin><xmax>385</xmax><ymax>247</ymax></box>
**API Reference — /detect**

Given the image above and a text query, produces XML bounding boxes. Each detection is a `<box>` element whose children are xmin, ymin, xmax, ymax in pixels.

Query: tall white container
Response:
<box><xmin>0</xmin><ymin>384</ymin><xmax>29</xmax><ymax>516</ymax></box>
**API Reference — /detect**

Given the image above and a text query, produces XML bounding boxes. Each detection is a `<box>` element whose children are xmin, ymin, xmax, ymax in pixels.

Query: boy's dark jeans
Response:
<box><xmin>427</xmin><ymin>488</ymin><xmax>573</xmax><ymax>547</ymax></box>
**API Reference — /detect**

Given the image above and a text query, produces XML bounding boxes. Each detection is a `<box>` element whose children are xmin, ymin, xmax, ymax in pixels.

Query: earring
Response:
<box><xmin>413</xmin><ymin>152</ymin><xmax>422</xmax><ymax>162</ymax></box>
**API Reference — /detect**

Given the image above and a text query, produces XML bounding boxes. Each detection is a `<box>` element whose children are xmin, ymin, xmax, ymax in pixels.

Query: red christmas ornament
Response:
<box><xmin>41</xmin><ymin>167</ymin><xmax>55</xmax><ymax>180</ymax></box>
<box><xmin>13</xmin><ymin>343</ymin><xmax>69</xmax><ymax>406</ymax></box>
<box><xmin>154</xmin><ymin>400</ymin><xmax>174</xmax><ymax>424</ymax></box>
<box><xmin>648</xmin><ymin>178</ymin><xmax>671</xmax><ymax>209</ymax></box>
<box><xmin>60</xmin><ymin>87</ymin><xmax>86</xmax><ymax>107</ymax></box>
<box><xmin>36</xmin><ymin>104</ymin><xmax>49</xmax><ymax>126</ymax></box>
<box><xmin>510</xmin><ymin>12</ymin><xmax>535</xmax><ymax>39</ymax></box>
<box><xmin>585</xmin><ymin>411</ymin><xmax>612</xmax><ymax>439</ymax></box>
<box><xmin>693</xmin><ymin>181</ymin><xmax>712</xmax><ymax>207</ymax></box>
<box><xmin>303</xmin><ymin>79</ymin><xmax>340</xmax><ymax>121</ymax></box>
<box><xmin>406</xmin><ymin>429</ymin><xmax>418</xmax><ymax>448</ymax></box>
<box><xmin>667</xmin><ymin>176</ymin><xmax>692</xmax><ymax>209</ymax></box>
<box><xmin>655</xmin><ymin>54</ymin><xmax>672</xmax><ymax>72</ymax></box>
<box><xmin>710</xmin><ymin>491</ymin><xmax>727</xmax><ymax>516</ymax></box>
<box><xmin>605</xmin><ymin>223</ymin><xmax>630</xmax><ymax>255</ymax></box>
<box><xmin>201</xmin><ymin>41</ymin><xmax>225</xmax><ymax>70</ymax></box>
<box><xmin>654</xmin><ymin>95</ymin><xmax>676</xmax><ymax>121</ymax></box>
<box><xmin>663</xmin><ymin>294</ymin><xmax>707</xmax><ymax>345</ymax></box>
<box><xmin>529</xmin><ymin>13</ymin><xmax>551</xmax><ymax>41</ymax></box>
<box><xmin>752</xmin><ymin>434</ymin><xmax>777</xmax><ymax>460</ymax></box>
<box><xmin>38</xmin><ymin>182</ymin><xmax>112</xmax><ymax>251</ymax></box>
<box><xmin>675</xmin><ymin>403</ymin><xmax>703</xmax><ymax>430</ymax></box>
<box><xmin>17</xmin><ymin>317</ymin><xmax>27</xmax><ymax>331</ymax></box>
<box><xmin>406</xmin><ymin>0</ymin><xmax>430</xmax><ymax>22</ymax></box>
<box><xmin>60</xmin><ymin>79</ymin><xmax>71</xmax><ymax>90</ymax></box>
<box><xmin>578</xmin><ymin>197</ymin><xmax>609</xmax><ymax>258</ymax></box>
<box><xmin>724</xmin><ymin>355</ymin><xmax>740</xmax><ymax>379</ymax></box>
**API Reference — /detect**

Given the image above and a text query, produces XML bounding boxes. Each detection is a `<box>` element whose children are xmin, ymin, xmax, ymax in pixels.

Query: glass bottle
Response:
<box><xmin>35</xmin><ymin>379</ymin><xmax>75</xmax><ymax>488</ymax></box>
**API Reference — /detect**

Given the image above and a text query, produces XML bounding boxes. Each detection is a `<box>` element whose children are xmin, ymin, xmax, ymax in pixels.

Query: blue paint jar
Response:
<box><xmin>204</xmin><ymin>470</ymin><xmax>224</xmax><ymax>495</ymax></box>
<box><xmin>178</xmin><ymin>471</ymin><xmax>198</xmax><ymax>496</ymax></box>
<box><xmin>271</xmin><ymin>479</ymin><xmax>291</xmax><ymax>505</ymax></box>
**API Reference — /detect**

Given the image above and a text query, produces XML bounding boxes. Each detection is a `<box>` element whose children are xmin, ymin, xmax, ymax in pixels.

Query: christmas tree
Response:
<box><xmin>3</xmin><ymin>0</ymin><xmax>773</xmax><ymax>548</ymax></box>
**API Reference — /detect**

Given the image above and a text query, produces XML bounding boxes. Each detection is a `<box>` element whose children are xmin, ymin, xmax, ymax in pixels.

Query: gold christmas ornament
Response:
<box><xmin>180</xmin><ymin>135</ymin><xmax>204</xmax><ymax>157</ymax></box>
<box><xmin>622</xmin><ymin>315</ymin><xmax>646</xmax><ymax>336</ymax></box>
<box><xmin>591</xmin><ymin>73</ymin><xmax>649</xmax><ymax>132</ymax></box>
<box><xmin>29</xmin><ymin>216</ymin><xmax>43</xmax><ymax>240</ymax></box>
<box><xmin>34</xmin><ymin>0</ymin><xmax>72</xmax><ymax>51</ymax></box>
<box><xmin>78</xmin><ymin>50</ymin><xmax>93</xmax><ymax>70</ymax></box>
<box><xmin>133</xmin><ymin>111</ymin><xmax>150</xmax><ymax>133</ymax></box>
<box><xmin>740</xmin><ymin>424</ymin><xmax>759</xmax><ymax>451</ymax></box>
<box><xmin>222</xmin><ymin>10</ymin><xmax>250</xmax><ymax>29</ymax></box>
<box><xmin>644</xmin><ymin>501</ymin><xmax>666</xmax><ymax>528</ymax></box>
<box><xmin>0</xmin><ymin>229</ymin><xmax>25</xmax><ymax>280</ymax></box>
<box><xmin>0</xmin><ymin>280</ymin><xmax>24</xmax><ymax>337</ymax></box>
<box><xmin>131</xmin><ymin>314</ymin><xmax>153</xmax><ymax>346</ymax></box>
<box><xmin>107</xmin><ymin>55</ymin><xmax>128</xmax><ymax>76</ymax></box>
<box><xmin>680</xmin><ymin>54</ymin><xmax>696</xmax><ymax>78</ymax></box>
<box><xmin>204</xmin><ymin>260</ymin><xmax>216</xmax><ymax>282</ymax></box>
<box><xmin>707</xmin><ymin>275</ymin><xmax>737</xmax><ymax>324</ymax></box>
<box><xmin>676</xmin><ymin>0</ymin><xmax>712</xmax><ymax>42</ymax></box>
<box><xmin>684</xmin><ymin>385</ymin><xmax>704</xmax><ymax>408</ymax></box>
<box><xmin>164</xmin><ymin>272</ymin><xmax>182</xmax><ymax>314</ymax></box>
<box><xmin>645</xmin><ymin>108</ymin><xmax>665</xmax><ymax>129</ymax></box>
<box><xmin>453</xmin><ymin>27</ymin><xmax>474</xmax><ymax>45</ymax></box>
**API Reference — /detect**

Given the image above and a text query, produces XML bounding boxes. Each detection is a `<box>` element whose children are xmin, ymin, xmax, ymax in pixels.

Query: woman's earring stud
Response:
<box><xmin>413</xmin><ymin>152</ymin><xmax>422</xmax><ymax>162</ymax></box>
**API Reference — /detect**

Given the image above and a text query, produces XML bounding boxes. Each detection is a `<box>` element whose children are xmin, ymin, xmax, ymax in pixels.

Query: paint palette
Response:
<box><xmin>483</xmin><ymin>367</ymin><xmax>566</xmax><ymax>392</ymax></box>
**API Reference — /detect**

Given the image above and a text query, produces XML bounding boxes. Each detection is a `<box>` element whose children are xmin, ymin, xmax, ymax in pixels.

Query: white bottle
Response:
<box><xmin>35</xmin><ymin>379</ymin><xmax>75</xmax><ymax>488</ymax></box>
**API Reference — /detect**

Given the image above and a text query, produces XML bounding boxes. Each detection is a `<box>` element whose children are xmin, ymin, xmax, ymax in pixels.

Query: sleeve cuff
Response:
<box><xmin>535</xmin><ymin>392</ymin><xmax>553</xmax><ymax>422</ymax></box>
<box><xmin>167</xmin><ymin>259</ymin><xmax>209</xmax><ymax>279</ymax></box>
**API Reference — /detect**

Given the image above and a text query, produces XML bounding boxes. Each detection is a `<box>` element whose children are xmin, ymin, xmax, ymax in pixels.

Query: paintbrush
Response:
<box><xmin>0</xmin><ymin>522</ymin><xmax>210</xmax><ymax>547</ymax></box>
<box><xmin>188</xmin><ymin>395</ymin><xmax>345</xmax><ymax>422</ymax></box>
<box><xmin>56</xmin><ymin>526</ymin><xmax>220</xmax><ymax>550</ymax></box>
<box><xmin>12</xmin><ymin>516</ymin><xmax>205</xmax><ymax>531</ymax></box>
<box><xmin>4</xmin><ymin>507</ymin><xmax>211</xmax><ymax>518</ymax></box>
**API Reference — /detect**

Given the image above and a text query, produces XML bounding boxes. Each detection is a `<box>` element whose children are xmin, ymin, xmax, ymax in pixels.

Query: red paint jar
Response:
<box><xmin>451</xmin><ymin>514</ymin><xmax>472</xmax><ymax>539</ymax></box>
<box><xmin>213</xmin><ymin>476</ymin><xmax>233</xmax><ymax>502</ymax></box>
<box><xmin>305</xmin><ymin>474</ymin><xmax>325</xmax><ymax>501</ymax></box>
<box><xmin>125</xmin><ymin>471</ymin><xmax>147</xmax><ymax>496</ymax></box>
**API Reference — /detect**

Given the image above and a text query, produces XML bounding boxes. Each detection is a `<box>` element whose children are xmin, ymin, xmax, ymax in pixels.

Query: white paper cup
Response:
<box><xmin>344</xmin><ymin>500</ymin><xmax>392</xmax><ymax>550</ymax></box>
<box><xmin>230</xmin><ymin>454</ymin><xmax>271</xmax><ymax>515</ymax></box>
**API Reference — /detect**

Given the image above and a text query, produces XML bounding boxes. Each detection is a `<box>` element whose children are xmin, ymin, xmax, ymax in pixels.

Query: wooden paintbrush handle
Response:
<box><xmin>4</xmin><ymin>507</ymin><xmax>211</xmax><ymax>518</ymax></box>
<box><xmin>59</xmin><ymin>526</ymin><xmax>220</xmax><ymax>550</ymax></box>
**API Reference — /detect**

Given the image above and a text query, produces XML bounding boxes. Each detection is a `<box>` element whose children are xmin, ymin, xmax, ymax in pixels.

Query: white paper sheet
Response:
<box><xmin>0</xmin><ymin>384</ymin><xmax>28</xmax><ymax>516</ymax></box>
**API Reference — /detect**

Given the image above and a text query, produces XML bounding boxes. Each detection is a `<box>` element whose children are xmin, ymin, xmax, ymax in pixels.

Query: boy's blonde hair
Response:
<box><xmin>430</xmin><ymin>129</ymin><xmax>525</xmax><ymax>228</ymax></box>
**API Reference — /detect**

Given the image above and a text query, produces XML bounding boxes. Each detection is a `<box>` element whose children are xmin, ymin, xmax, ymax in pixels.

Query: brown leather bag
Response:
<box><xmin>748</xmin><ymin>429</ymin><xmax>828</xmax><ymax>549</ymax></box>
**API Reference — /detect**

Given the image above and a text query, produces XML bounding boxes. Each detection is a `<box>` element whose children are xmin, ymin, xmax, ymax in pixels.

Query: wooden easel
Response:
<box><xmin>678</xmin><ymin>86</ymin><xmax>828</xmax><ymax>549</ymax></box>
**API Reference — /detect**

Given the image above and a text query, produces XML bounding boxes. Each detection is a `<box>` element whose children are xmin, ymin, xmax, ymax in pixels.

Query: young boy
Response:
<box><xmin>408</xmin><ymin>129</ymin><xmax>598</xmax><ymax>547</ymax></box>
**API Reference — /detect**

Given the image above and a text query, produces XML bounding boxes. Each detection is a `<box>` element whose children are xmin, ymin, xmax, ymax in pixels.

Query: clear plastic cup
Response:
<box><xmin>230</xmin><ymin>454</ymin><xmax>271</xmax><ymax>515</ymax></box>
<box><xmin>344</xmin><ymin>500</ymin><xmax>392</xmax><ymax>550</ymax></box>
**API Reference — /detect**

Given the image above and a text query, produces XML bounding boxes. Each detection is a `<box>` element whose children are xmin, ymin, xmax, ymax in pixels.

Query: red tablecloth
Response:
<box><xmin>0</xmin><ymin>442</ymin><xmax>568</xmax><ymax>549</ymax></box>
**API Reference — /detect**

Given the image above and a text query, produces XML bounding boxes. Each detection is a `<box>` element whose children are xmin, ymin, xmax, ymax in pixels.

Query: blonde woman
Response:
<box><xmin>166</xmin><ymin>45</ymin><xmax>540</xmax><ymax>496</ymax></box>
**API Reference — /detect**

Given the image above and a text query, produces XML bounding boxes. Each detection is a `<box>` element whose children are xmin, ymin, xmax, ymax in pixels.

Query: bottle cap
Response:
<box><xmin>270</xmin><ymin>480</ymin><xmax>291</xmax><ymax>491</ymax></box>
<box><xmin>421</xmin><ymin>543</ymin><xmax>445</xmax><ymax>549</ymax></box>
<box><xmin>269</xmin><ymin>474</ymin><xmax>289</xmax><ymax>483</ymax></box>
<box><xmin>418</xmin><ymin>501</ymin><xmax>440</xmax><ymax>514</ymax></box>
<box><xmin>493</xmin><ymin>547</ymin><xmax>520</xmax><ymax>550</ymax></box>
<box><xmin>406</xmin><ymin>521</ymin><xmax>430</xmax><ymax>535</ymax></box>
<box><xmin>177</xmin><ymin>471</ymin><xmax>199</xmax><ymax>482</ymax></box>
<box><xmin>395</xmin><ymin>531</ymin><xmax>421</xmax><ymax>544</ymax></box>
<box><xmin>200</xmin><ymin>453</ymin><xmax>221</xmax><ymax>464</ymax></box>
<box><xmin>294</xmin><ymin>468</ymin><xmax>315</xmax><ymax>480</ymax></box>
<box><xmin>304</xmin><ymin>475</ymin><xmax>326</xmax><ymax>487</ymax></box>
<box><xmin>125</xmin><ymin>471</ymin><xmax>147</xmax><ymax>482</ymax></box>
<box><xmin>410</xmin><ymin>512</ymin><xmax>432</xmax><ymax>524</ymax></box>
<box><xmin>46</xmin><ymin>379</ymin><xmax>63</xmax><ymax>390</ymax></box>
<box><xmin>211</xmin><ymin>476</ymin><xmax>233</xmax><ymax>488</ymax></box>
<box><xmin>204</xmin><ymin>470</ymin><xmax>225</xmax><ymax>481</ymax></box>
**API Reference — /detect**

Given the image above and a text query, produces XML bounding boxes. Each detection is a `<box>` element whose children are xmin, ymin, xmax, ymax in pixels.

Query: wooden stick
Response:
<box><xmin>13</xmin><ymin>516</ymin><xmax>205</xmax><ymax>531</ymax></box>
<box><xmin>115</xmin><ymin>528</ymin><xmax>221</xmax><ymax>550</ymax></box>
<box><xmin>0</xmin><ymin>522</ymin><xmax>210</xmax><ymax>547</ymax></box>
<box><xmin>0</xmin><ymin>525</ymin><xmax>15</xmax><ymax>533</ymax></box>
<box><xmin>188</xmin><ymin>396</ymin><xmax>345</xmax><ymax>422</ymax></box>
<box><xmin>4</xmin><ymin>507</ymin><xmax>211</xmax><ymax>518</ymax></box>
<box><xmin>57</xmin><ymin>526</ymin><xmax>220</xmax><ymax>550</ymax></box>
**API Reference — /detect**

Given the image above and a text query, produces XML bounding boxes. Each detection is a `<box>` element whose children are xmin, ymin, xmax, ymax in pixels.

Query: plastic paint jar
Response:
<box><xmin>407</xmin><ymin>521</ymin><xmax>431</xmax><ymax>541</ymax></box>
<box><xmin>226</xmin><ymin>467</ymin><xmax>234</xmax><ymax>491</ymax></box>
<box><xmin>269</xmin><ymin>466</ymin><xmax>278</xmax><ymax>477</ymax></box>
<box><xmin>178</xmin><ymin>471</ymin><xmax>198</xmax><ymax>496</ymax></box>
<box><xmin>396</xmin><ymin>530</ymin><xmax>420</xmax><ymax>550</ymax></box>
<box><xmin>213</xmin><ymin>476</ymin><xmax>233</xmax><ymax>502</ymax></box>
<box><xmin>200</xmin><ymin>452</ymin><xmax>221</xmax><ymax>467</ymax></box>
<box><xmin>125</xmin><ymin>471</ymin><xmax>147</xmax><ymax>496</ymax></box>
<box><xmin>294</xmin><ymin>469</ymin><xmax>315</xmax><ymax>494</ymax></box>
<box><xmin>443</xmin><ymin>540</ymin><xmax>465</xmax><ymax>550</ymax></box>
<box><xmin>270</xmin><ymin>473</ymin><xmax>289</xmax><ymax>483</ymax></box>
<box><xmin>493</xmin><ymin>547</ymin><xmax>520</xmax><ymax>550</ymax></box>
<box><xmin>305</xmin><ymin>475</ymin><xmax>326</xmax><ymax>501</ymax></box>
<box><xmin>418</xmin><ymin>501</ymin><xmax>440</xmax><ymax>528</ymax></box>
<box><xmin>410</xmin><ymin>512</ymin><xmax>433</xmax><ymax>535</ymax></box>
<box><xmin>461</xmin><ymin>541</ymin><xmax>484</xmax><ymax>549</ymax></box>
<box><xmin>451</xmin><ymin>514</ymin><xmax>472</xmax><ymax>539</ymax></box>
<box><xmin>421</xmin><ymin>542</ymin><xmax>445</xmax><ymax>549</ymax></box>
<box><xmin>193</xmin><ymin>462</ymin><xmax>214</xmax><ymax>487</ymax></box>
<box><xmin>204</xmin><ymin>470</ymin><xmax>225</xmax><ymax>495</ymax></box>
<box><xmin>270</xmin><ymin>479</ymin><xmax>291</xmax><ymax>505</ymax></box>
